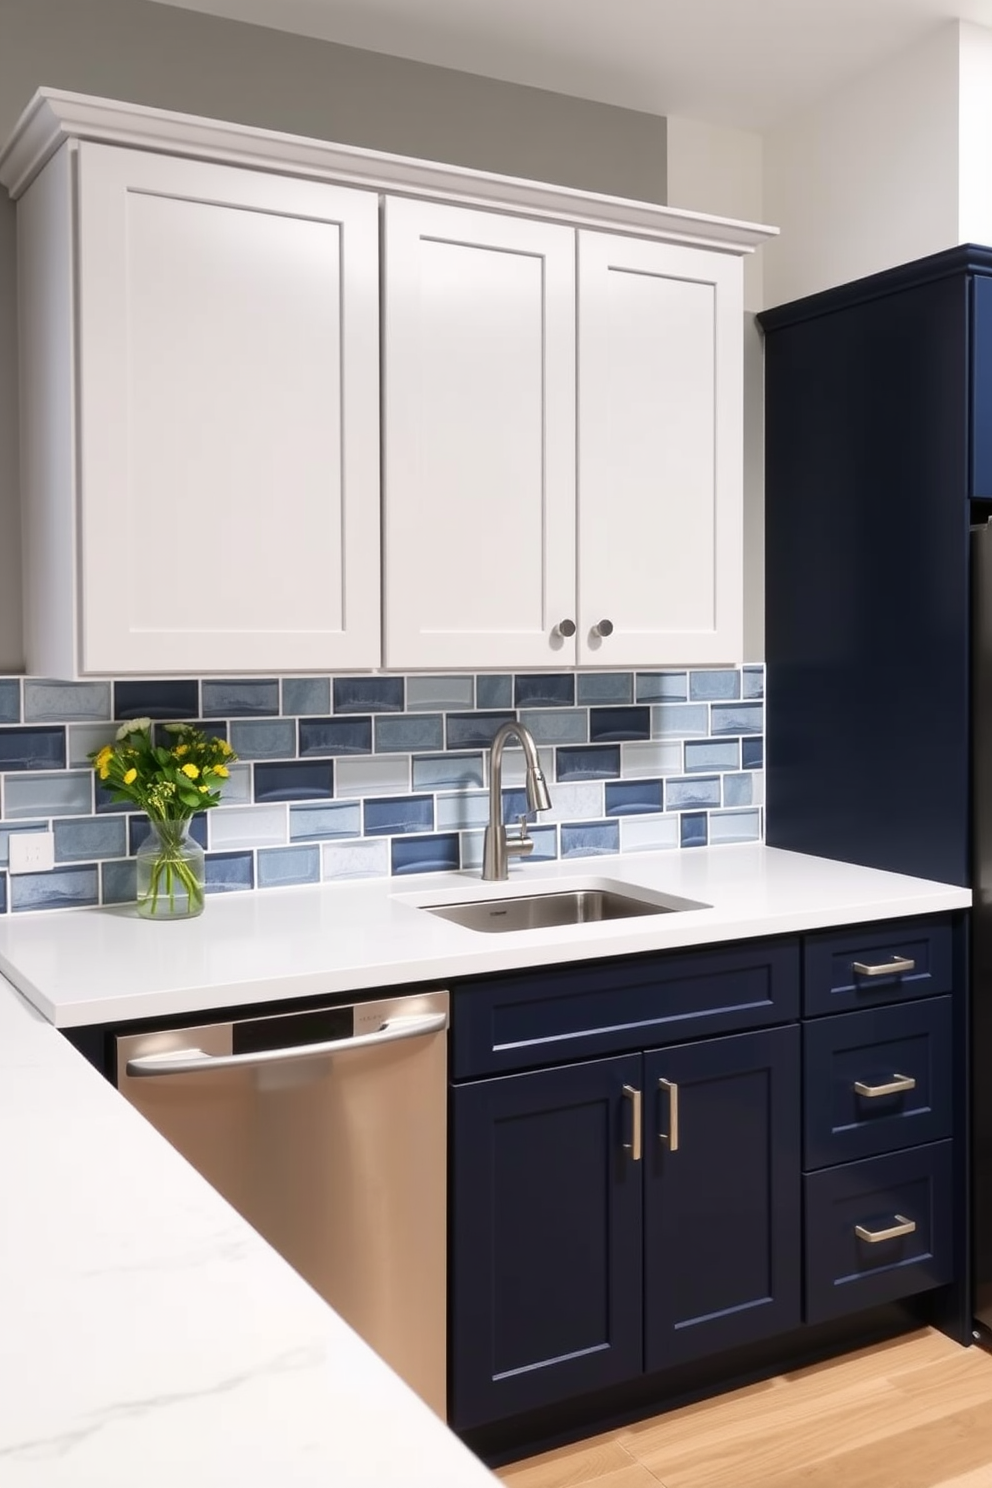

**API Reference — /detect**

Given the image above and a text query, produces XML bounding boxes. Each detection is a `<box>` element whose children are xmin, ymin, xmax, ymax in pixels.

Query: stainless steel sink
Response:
<box><xmin>423</xmin><ymin>885</ymin><xmax>707</xmax><ymax>933</ymax></box>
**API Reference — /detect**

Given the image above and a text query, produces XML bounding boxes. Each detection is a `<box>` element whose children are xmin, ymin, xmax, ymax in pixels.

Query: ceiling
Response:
<box><xmin>149</xmin><ymin>0</ymin><xmax>992</xmax><ymax>130</ymax></box>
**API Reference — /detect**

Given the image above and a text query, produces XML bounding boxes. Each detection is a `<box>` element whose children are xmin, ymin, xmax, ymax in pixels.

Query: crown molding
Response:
<box><xmin>0</xmin><ymin>88</ymin><xmax>777</xmax><ymax>253</ymax></box>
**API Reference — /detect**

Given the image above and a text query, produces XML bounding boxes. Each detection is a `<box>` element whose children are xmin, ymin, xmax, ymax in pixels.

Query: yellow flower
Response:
<box><xmin>94</xmin><ymin>745</ymin><xmax>113</xmax><ymax>770</ymax></box>
<box><xmin>199</xmin><ymin>785</ymin><xmax>209</xmax><ymax>793</ymax></box>
<box><xmin>123</xmin><ymin>767</ymin><xmax>137</xmax><ymax>785</ymax></box>
<box><xmin>219</xmin><ymin>740</ymin><xmax>233</xmax><ymax>756</ymax></box>
<box><xmin>174</xmin><ymin>744</ymin><xmax>189</xmax><ymax>757</ymax></box>
<box><xmin>213</xmin><ymin>764</ymin><xmax>229</xmax><ymax>778</ymax></box>
<box><xmin>99</xmin><ymin>763</ymin><xmax>110</xmax><ymax>780</ymax></box>
<box><xmin>181</xmin><ymin>763</ymin><xmax>200</xmax><ymax>780</ymax></box>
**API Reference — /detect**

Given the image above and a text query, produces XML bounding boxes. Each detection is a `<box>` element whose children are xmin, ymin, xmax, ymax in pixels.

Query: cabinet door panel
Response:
<box><xmin>384</xmin><ymin>198</ymin><xmax>575</xmax><ymax>669</ymax></box>
<box><xmin>450</xmin><ymin>1055</ymin><xmax>642</xmax><ymax>1428</ymax></box>
<box><xmin>643</xmin><ymin>1027</ymin><xmax>801</xmax><ymax>1369</ymax></box>
<box><xmin>75</xmin><ymin>143</ymin><xmax>380</xmax><ymax>674</ymax></box>
<box><xmin>578</xmin><ymin>233</ymin><xmax>743</xmax><ymax>666</ymax></box>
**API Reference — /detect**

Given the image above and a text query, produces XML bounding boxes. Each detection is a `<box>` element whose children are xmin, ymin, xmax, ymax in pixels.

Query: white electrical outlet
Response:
<box><xmin>8</xmin><ymin>830</ymin><xmax>56</xmax><ymax>875</ymax></box>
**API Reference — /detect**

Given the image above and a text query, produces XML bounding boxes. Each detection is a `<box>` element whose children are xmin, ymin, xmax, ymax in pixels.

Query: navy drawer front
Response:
<box><xmin>803</xmin><ymin>917</ymin><xmax>953</xmax><ymax>1017</ymax></box>
<box><xmin>803</xmin><ymin>997</ymin><xmax>953</xmax><ymax>1170</ymax></box>
<box><xmin>804</xmin><ymin>1142</ymin><xmax>953</xmax><ymax>1324</ymax></box>
<box><xmin>452</xmin><ymin>940</ymin><xmax>800</xmax><ymax>1079</ymax></box>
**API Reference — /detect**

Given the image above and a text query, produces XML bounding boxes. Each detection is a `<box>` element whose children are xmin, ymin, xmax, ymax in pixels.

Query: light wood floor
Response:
<box><xmin>496</xmin><ymin>1329</ymin><xmax>992</xmax><ymax>1488</ymax></box>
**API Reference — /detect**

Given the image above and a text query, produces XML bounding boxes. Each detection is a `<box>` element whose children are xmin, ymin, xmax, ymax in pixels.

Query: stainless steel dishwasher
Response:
<box><xmin>116</xmin><ymin>988</ymin><xmax>449</xmax><ymax>1417</ymax></box>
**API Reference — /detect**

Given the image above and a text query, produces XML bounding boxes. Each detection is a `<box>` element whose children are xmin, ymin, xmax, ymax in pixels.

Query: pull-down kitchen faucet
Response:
<box><xmin>482</xmin><ymin>721</ymin><xmax>552</xmax><ymax>881</ymax></box>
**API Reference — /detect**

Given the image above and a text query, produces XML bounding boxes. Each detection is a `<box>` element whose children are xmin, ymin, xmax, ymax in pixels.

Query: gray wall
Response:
<box><xmin>0</xmin><ymin>0</ymin><xmax>667</xmax><ymax>671</ymax></box>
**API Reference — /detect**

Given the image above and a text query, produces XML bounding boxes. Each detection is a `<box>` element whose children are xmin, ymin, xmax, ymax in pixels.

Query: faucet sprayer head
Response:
<box><xmin>526</xmin><ymin>763</ymin><xmax>552</xmax><ymax>814</ymax></box>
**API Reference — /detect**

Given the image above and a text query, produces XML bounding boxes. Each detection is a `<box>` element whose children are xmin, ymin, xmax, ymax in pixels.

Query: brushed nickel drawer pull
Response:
<box><xmin>622</xmin><ymin>1084</ymin><xmax>642</xmax><ymax>1162</ymax></box>
<box><xmin>852</xmin><ymin>955</ymin><xmax>916</xmax><ymax>978</ymax></box>
<box><xmin>853</xmin><ymin>1073</ymin><xmax>917</xmax><ymax>1098</ymax></box>
<box><xmin>658</xmin><ymin>1077</ymin><xmax>679</xmax><ymax>1152</ymax></box>
<box><xmin>855</xmin><ymin>1214</ymin><xmax>917</xmax><ymax>1244</ymax></box>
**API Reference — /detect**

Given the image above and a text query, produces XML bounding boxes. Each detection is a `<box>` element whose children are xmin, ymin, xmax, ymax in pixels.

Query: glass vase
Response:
<box><xmin>135</xmin><ymin>819</ymin><xmax>205</xmax><ymax>920</ymax></box>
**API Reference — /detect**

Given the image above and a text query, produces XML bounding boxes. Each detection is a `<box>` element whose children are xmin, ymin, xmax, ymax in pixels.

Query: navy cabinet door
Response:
<box><xmin>642</xmin><ymin>1026</ymin><xmax>802</xmax><ymax>1370</ymax></box>
<box><xmin>450</xmin><ymin>1053</ymin><xmax>643</xmax><ymax>1429</ymax></box>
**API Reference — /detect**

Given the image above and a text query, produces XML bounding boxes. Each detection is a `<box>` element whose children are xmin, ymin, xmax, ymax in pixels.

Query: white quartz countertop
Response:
<box><xmin>0</xmin><ymin>844</ymin><xmax>972</xmax><ymax>1027</ymax></box>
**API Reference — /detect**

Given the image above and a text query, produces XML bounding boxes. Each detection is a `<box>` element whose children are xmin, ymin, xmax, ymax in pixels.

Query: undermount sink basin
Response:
<box><xmin>422</xmin><ymin>885</ymin><xmax>708</xmax><ymax>933</ymax></box>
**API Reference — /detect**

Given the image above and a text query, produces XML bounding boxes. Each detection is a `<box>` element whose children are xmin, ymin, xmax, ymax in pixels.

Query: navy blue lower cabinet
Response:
<box><xmin>450</xmin><ymin>1054</ymin><xmax>644</xmax><ymax>1429</ymax></box>
<box><xmin>643</xmin><ymin>1026</ymin><xmax>802</xmax><ymax>1370</ymax></box>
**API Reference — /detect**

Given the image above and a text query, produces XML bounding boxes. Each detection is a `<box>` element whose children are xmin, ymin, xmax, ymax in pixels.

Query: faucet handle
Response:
<box><xmin>506</xmin><ymin>815</ymin><xmax>535</xmax><ymax>857</ymax></box>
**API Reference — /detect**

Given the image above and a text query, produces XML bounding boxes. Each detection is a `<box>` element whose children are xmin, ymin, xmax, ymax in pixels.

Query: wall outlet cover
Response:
<box><xmin>8</xmin><ymin>830</ymin><xmax>56</xmax><ymax>875</ymax></box>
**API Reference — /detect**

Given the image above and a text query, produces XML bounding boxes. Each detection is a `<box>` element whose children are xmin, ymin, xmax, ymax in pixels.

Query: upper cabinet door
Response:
<box><xmin>382</xmin><ymin>197</ymin><xmax>576</xmax><ymax>669</ymax></box>
<box><xmin>74</xmin><ymin>144</ymin><xmax>380</xmax><ymax>674</ymax></box>
<box><xmin>577</xmin><ymin>233</ymin><xmax>744</xmax><ymax>667</ymax></box>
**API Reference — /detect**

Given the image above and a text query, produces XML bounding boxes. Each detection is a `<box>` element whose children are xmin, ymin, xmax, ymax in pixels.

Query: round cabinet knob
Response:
<box><xmin>592</xmin><ymin>618</ymin><xmax>614</xmax><ymax>639</ymax></box>
<box><xmin>554</xmin><ymin>618</ymin><xmax>577</xmax><ymax>638</ymax></box>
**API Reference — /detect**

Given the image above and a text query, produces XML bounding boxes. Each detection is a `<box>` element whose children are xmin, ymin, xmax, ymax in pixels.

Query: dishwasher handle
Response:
<box><xmin>124</xmin><ymin>1010</ymin><xmax>448</xmax><ymax>1078</ymax></box>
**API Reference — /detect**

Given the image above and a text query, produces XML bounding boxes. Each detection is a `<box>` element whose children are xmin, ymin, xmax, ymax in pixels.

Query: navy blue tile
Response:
<box><xmin>391</xmin><ymin>833</ymin><xmax>460</xmax><ymax>876</ymax></box>
<box><xmin>364</xmin><ymin>795</ymin><xmax>434</xmax><ymax>836</ymax></box>
<box><xmin>205</xmin><ymin>851</ymin><xmax>255</xmax><ymax>893</ymax></box>
<box><xmin>201</xmin><ymin>680</ymin><xmax>279</xmax><ymax>718</ymax></box>
<box><xmin>742</xmin><ymin>738</ymin><xmax>764</xmax><ymax>770</ymax></box>
<box><xmin>680</xmin><ymin>812</ymin><xmax>708</xmax><ymax>848</ymax></box>
<box><xmin>333</xmin><ymin>677</ymin><xmax>404</xmax><ymax>714</ymax></box>
<box><xmin>11</xmin><ymin>866</ymin><xmax>99</xmax><ymax>911</ymax></box>
<box><xmin>689</xmin><ymin>669</ymin><xmax>741</xmax><ymax>702</ymax></box>
<box><xmin>0</xmin><ymin>681</ymin><xmax>19</xmax><ymax>724</ymax></box>
<box><xmin>743</xmin><ymin>666</ymin><xmax>764</xmax><ymax>700</ymax></box>
<box><xmin>299</xmin><ymin>717</ymin><xmax>372</xmax><ymax>756</ymax></box>
<box><xmin>589</xmin><ymin>707</ymin><xmax>650</xmax><ymax>742</ymax></box>
<box><xmin>636</xmin><ymin>672</ymin><xmax>688</xmax><ymax>704</ymax></box>
<box><xmin>130</xmin><ymin>814</ymin><xmax>208</xmax><ymax>855</ymax></box>
<box><xmin>556</xmin><ymin>745</ymin><xmax>621</xmax><ymax>781</ymax></box>
<box><xmin>711</xmin><ymin>703</ymin><xmax>764</xmax><ymax>736</ymax></box>
<box><xmin>560</xmin><ymin>821</ymin><xmax>620</xmax><ymax>858</ymax></box>
<box><xmin>95</xmin><ymin>780</ymin><xmax>130</xmax><ymax>815</ymax></box>
<box><xmin>282</xmin><ymin>677</ymin><xmax>331</xmax><ymax>716</ymax></box>
<box><xmin>0</xmin><ymin>871</ymin><xmax>5</xmax><ymax>913</ymax></box>
<box><xmin>115</xmin><ymin>680</ymin><xmax>199</xmax><ymax>721</ymax></box>
<box><xmin>666</xmin><ymin>775</ymin><xmax>721</xmax><ymax>809</ymax></box>
<box><xmin>514</xmin><ymin>674</ymin><xmax>575</xmax><ymax>708</ymax></box>
<box><xmin>475</xmin><ymin>675</ymin><xmax>513</xmax><ymax>709</ymax></box>
<box><xmin>576</xmin><ymin>673</ymin><xmax>633</xmax><ymax>706</ymax></box>
<box><xmin>374</xmin><ymin>715</ymin><xmax>444</xmax><ymax>753</ymax></box>
<box><xmin>254</xmin><ymin>761</ymin><xmax>334</xmax><ymax>802</ymax></box>
<box><xmin>605</xmin><ymin>780</ymin><xmax>664</xmax><ymax>816</ymax></box>
<box><xmin>0</xmin><ymin>727</ymin><xmax>66</xmax><ymax>770</ymax></box>
<box><xmin>446</xmin><ymin>712</ymin><xmax>516</xmax><ymax>749</ymax></box>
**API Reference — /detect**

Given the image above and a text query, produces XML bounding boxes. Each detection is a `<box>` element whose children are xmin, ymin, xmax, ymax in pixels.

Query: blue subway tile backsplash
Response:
<box><xmin>0</xmin><ymin>666</ymin><xmax>764</xmax><ymax>912</ymax></box>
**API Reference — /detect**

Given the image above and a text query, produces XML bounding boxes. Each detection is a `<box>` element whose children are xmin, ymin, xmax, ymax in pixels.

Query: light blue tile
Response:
<box><xmin>335</xmin><ymin>755</ymin><xmax>410</xmax><ymax>798</ymax></box>
<box><xmin>54</xmin><ymin>816</ymin><xmax>127</xmax><ymax>862</ymax></box>
<box><xmin>436</xmin><ymin>791</ymin><xmax>490</xmax><ymax>831</ymax></box>
<box><xmin>665</xmin><ymin>776</ymin><xmax>721</xmax><ymax>809</ymax></box>
<box><xmin>0</xmin><ymin>823</ymin><xmax>48</xmax><ymax>868</ymax></box>
<box><xmin>364</xmin><ymin>795</ymin><xmax>434</xmax><ymax>836</ymax></box>
<box><xmin>205</xmin><ymin>851</ymin><xmax>254</xmax><ymax>893</ymax></box>
<box><xmin>406</xmin><ymin>675</ymin><xmax>474</xmax><ymax>712</ymax></box>
<box><xmin>257</xmin><ymin>845</ymin><xmax>321</xmax><ymax>888</ymax></box>
<box><xmin>374</xmin><ymin>714</ymin><xmax>444</xmax><ymax>753</ymax></box>
<box><xmin>711</xmin><ymin>703</ymin><xmax>764</xmax><ymax>736</ymax></box>
<box><xmin>743</xmin><ymin>666</ymin><xmax>764</xmax><ymax>699</ymax></box>
<box><xmin>688</xmin><ymin>669</ymin><xmax>741</xmax><ymax>702</ymax></box>
<box><xmin>282</xmin><ymin>677</ymin><xmax>330</xmax><ymax>716</ymax></box>
<box><xmin>0</xmin><ymin>680</ymin><xmax>19</xmax><ymax>724</ymax></box>
<box><xmin>475</xmin><ymin>675</ymin><xmax>512</xmax><ymax>709</ymax></box>
<box><xmin>709</xmin><ymin>809</ymin><xmax>761</xmax><ymax>843</ymax></box>
<box><xmin>290</xmin><ymin>802</ymin><xmax>362</xmax><ymax>841</ymax></box>
<box><xmin>24</xmin><ymin>680</ymin><xmax>111</xmax><ymax>722</ymax></box>
<box><xmin>459</xmin><ymin>831</ymin><xmax>485</xmax><ymax>871</ymax></box>
<box><xmin>0</xmin><ymin>871</ymin><xmax>5</xmax><ymax>913</ymax></box>
<box><xmin>219</xmin><ymin>763</ymin><xmax>253</xmax><ymax>805</ymax></box>
<box><xmin>11</xmin><ymin>866</ymin><xmax>99</xmax><ymax>911</ymax></box>
<box><xmin>577</xmin><ymin>673</ymin><xmax>633</xmax><ymax>705</ymax></box>
<box><xmin>620</xmin><ymin>815</ymin><xmax>680</xmax><ymax>853</ymax></box>
<box><xmin>621</xmin><ymin>741</ymin><xmax>682</xmax><ymax>777</ymax></box>
<box><xmin>322</xmin><ymin>839</ymin><xmax>389</xmax><ymax>880</ymax></box>
<box><xmin>680</xmin><ymin>812</ymin><xmax>708</xmax><ymax>848</ymax></box>
<box><xmin>723</xmin><ymin>773</ymin><xmax>754</xmax><ymax>807</ymax></box>
<box><xmin>636</xmin><ymin>672</ymin><xmax>688</xmax><ymax>704</ymax></box>
<box><xmin>210</xmin><ymin>806</ymin><xmax>287</xmax><ymax>849</ymax></box>
<box><xmin>391</xmin><ymin>833</ymin><xmax>460</xmax><ymax>876</ymax></box>
<box><xmin>514</xmin><ymin>674</ymin><xmax>575</xmax><ymax>708</ymax></box>
<box><xmin>499</xmin><ymin>746</ymin><xmax>555</xmax><ymax>789</ymax></box>
<box><xmin>413</xmin><ymin>754</ymin><xmax>485</xmax><ymax>791</ymax></box>
<box><xmin>4</xmin><ymin>772</ymin><xmax>92</xmax><ymax>819</ymax></box>
<box><xmin>333</xmin><ymin>677</ymin><xmax>404</xmax><ymax>714</ymax></box>
<box><xmin>68</xmin><ymin>723</ymin><xmax>117</xmax><ymax>769</ymax></box>
<box><xmin>651</xmin><ymin>703</ymin><xmax>710</xmax><ymax>738</ymax></box>
<box><xmin>560</xmin><ymin>821</ymin><xmax>620</xmax><ymax>858</ymax></box>
<box><xmin>230</xmin><ymin>719</ymin><xmax>297</xmax><ymax>760</ymax></box>
<box><xmin>527</xmin><ymin>825</ymin><xmax>559</xmax><ymax>861</ymax></box>
<box><xmin>102</xmin><ymin>859</ymin><xmax>137</xmax><ymax>905</ymax></box>
<box><xmin>543</xmin><ymin>782</ymin><xmax>604</xmax><ymax>823</ymax></box>
<box><xmin>202</xmin><ymin>680</ymin><xmax>279</xmax><ymax>717</ymax></box>
<box><xmin>684</xmin><ymin>740</ymin><xmax>740</xmax><ymax>774</ymax></box>
<box><xmin>518</xmin><ymin>709</ymin><xmax>588</xmax><ymax>745</ymax></box>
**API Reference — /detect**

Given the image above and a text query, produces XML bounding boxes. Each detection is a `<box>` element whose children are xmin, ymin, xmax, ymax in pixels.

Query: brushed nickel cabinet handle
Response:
<box><xmin>554</xmin><ymin>618</ymin><xmax>576</xmax><ymax>638</ymax></box>
<box><xmin>852</xmin><ymin>955</ymin><xmax>916</xmax><ymax>977</ymax></box>
<box><xmin>658</xmin><ymin>1077</ymin><xmax>679</xmax><ymax>1152</ymax></box>
<box><xmin>592</xmin><ymin>618</ymin><xmax>614</xmax><ymax>639</ymax></box>
<box><xmin>622</xmin><ymin>1084</ymin><xmax>642</xmax><ymax>1162</ymax></box>
<box><xmin>853</xmin><ymin>1073</ymin><xmax>917</xmax><ymax>1098</ymax></box>
<box><xmin>855</xmin><ymin>1214</ymin><xmax>917</xmax><ymax>1244</ymax></box>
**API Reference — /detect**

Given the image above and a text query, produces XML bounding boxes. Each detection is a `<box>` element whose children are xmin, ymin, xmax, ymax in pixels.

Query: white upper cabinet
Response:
<box><xmin>382</xmin><ymin>198</ymin><xmax>576</xmax><ymax>670</ymax></box>
<box><xmin>19</xmin><ymin>141</ymin><xmax>380</xmax><ymax>677</ymax></box>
